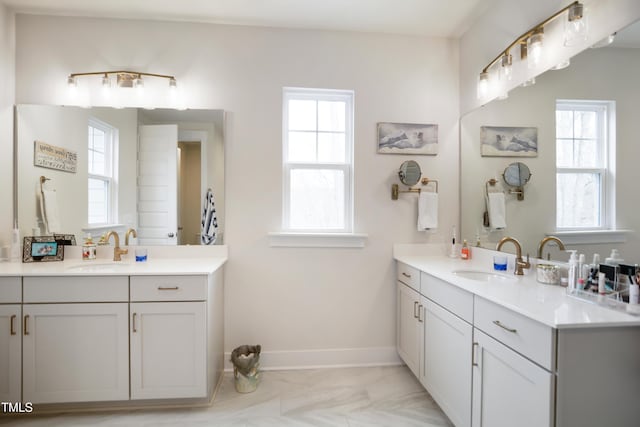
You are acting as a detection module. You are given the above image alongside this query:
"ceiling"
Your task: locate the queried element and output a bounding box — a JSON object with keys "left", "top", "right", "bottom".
{"left": 0, "top": 0, "right": 496, "bottom": 38}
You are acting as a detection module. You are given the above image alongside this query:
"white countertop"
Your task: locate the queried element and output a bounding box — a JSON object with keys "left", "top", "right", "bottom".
{"left": 0, "top": 245, "right": 227, "bottom": 276}
{"left": 394, "top": 244, "right": 640, "bottom": 329}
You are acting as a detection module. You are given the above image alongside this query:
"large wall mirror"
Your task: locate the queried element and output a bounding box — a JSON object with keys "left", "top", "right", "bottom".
{"left": 461, "top": 19, "right": 640, "bottom": 260}
{"left": 16, "top": 105, "right": 225, "bottom": 246}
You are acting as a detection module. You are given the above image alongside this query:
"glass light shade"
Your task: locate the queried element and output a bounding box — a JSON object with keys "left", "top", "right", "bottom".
{"left": 527, "top": 30, "right": 544, "bottom": 69}
{"left": 551, "top": 59, "right": 571, "bottom": 70}
{"left": 169, "top": 77, "right": 177, "bottom": 89}
{"left": 67, "top": 76, "right": 77, "bottom": 88}
{"left": 133, "top": 77, "right": 144, "bottom": 89}
{"left": 564, "top": 3, "right": 588, "bottom": 47}
{"left": 521, "top": 77, "right": 536, "bottom": 87}
{"left": 591, "top": 33, "right": 615, "bottom": 49}
{"left": 500, "top": 54, "right": 513, "bottom": 81}
{"left": 477, "top": 72, "right": 490, "bottom": 100}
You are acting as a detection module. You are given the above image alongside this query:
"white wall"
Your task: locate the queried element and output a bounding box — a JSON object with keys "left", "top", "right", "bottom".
{"left": 460, "top": 0, "right": 640, "bottom": 114}
{"left": 461, "top": 46, "right": 640, "bottom": 261}
{"left": 16, "top": 105, "right": 138, "bottom": 240}
{"left": 14, "top": 15, "right": 459, "bottom": 366}
{"left": 0, "top": 4, "right": 15, "bottom": 253}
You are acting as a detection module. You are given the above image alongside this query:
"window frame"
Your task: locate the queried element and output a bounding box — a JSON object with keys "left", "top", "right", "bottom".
{"left": 87, "top": 117, "right": 118, "bottom": 226}
{"left": 282, "top": 87, "right": 354, "bottom": 233}
{"left": 555, "top": 100, "right": 615, "bottom": 232}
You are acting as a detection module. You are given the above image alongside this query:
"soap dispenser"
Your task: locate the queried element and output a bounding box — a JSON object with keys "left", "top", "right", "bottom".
{"left": 567, "top": 250, "right": 578, "bottom": 291}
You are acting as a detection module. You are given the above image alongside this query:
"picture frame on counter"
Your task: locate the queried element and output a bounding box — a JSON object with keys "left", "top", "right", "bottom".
{"left": 23, "top": 236, "right": 65, "bottom": 263}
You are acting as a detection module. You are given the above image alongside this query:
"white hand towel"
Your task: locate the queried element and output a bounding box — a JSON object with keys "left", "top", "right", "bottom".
{"left": 417, "top": 191, "right": 438, "bottom": 231}
{"left": 42, "top": 189, "right": 61, "bottom": 234}
{"left": 487, "top": 192, "right": 507, "bottom": 230}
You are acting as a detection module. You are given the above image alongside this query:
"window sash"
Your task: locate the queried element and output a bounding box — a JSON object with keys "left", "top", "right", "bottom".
{"left": 282, "top": 88, "right": 354, "bottom": 232}
{"left": 556, "top": 169, "right": 605, "bottom": 230}
{"left": 88, "top": 118, "right": 117, "bottom": 225}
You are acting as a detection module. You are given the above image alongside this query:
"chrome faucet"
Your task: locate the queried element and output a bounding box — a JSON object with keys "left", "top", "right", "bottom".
{"left": 496, "top": 236, "right": 530, "bottom": 275}
{"left": 125, "top": 228, "right": 137, "bottom": 246}
{"left": 105, "top": 231, "right": 128, "bottom": 261}
{"left": 536, "top": 236, "right": 565, "bottom": 260}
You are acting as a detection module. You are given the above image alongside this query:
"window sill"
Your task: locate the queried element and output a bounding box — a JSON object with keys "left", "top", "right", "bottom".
{"left": 548, "top": 230, "right": 633, "bottom": 245}
{"left": 268, "top": 232, "right": 368, "bottom": 248}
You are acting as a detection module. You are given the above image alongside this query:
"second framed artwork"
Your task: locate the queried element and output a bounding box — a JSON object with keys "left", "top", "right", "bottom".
{"left": 377, "top": 122, "right": 438, "bottom": 155}
{"left": 480, "top": 126, "right": 538, "bottom": 157}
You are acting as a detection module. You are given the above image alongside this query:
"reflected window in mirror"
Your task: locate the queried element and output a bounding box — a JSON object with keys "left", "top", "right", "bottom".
{"left": 282, "top": 87, "right": 354, "bottom": 232}
{"left": 88, "top": 117, "right": 118, "bottom": 225}
{"left": 556, "top": 100, "right": 615, "bottom": 230}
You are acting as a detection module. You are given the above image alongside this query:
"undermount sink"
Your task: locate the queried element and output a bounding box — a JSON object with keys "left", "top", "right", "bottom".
{"left": 65, "top": 262, "right": 130, "bottom": 272}
{"left": 452, "top": 269, "right": 516, "bottom": 282}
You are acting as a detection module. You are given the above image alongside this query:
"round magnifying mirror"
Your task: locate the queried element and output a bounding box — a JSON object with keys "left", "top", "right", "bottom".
{"left": 503, "top": 162, "right": 531, "bottom": 187}
{"left": 398, "top": 160, "right": 422, "bottom": 186}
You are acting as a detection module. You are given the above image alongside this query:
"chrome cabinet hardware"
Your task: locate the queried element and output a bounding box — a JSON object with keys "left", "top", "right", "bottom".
{"left": 472, "top": 342, "right": 479, "bottom": 366}
{"left": 493, "top": 320, "right": 517, "bottom": 333}
{"left": 10, "top": 314, "right": 16, "bottom": 335}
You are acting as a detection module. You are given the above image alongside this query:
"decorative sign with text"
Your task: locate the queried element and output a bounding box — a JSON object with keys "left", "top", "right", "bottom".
{"left": 34, "top": 141, "right": 77, "bottom": 173}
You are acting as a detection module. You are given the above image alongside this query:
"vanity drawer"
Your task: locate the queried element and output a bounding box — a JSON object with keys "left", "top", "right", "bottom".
{"left": 130, "top": 275, "right": 207, "bottom": 301}
{"left": 474, "top": 297, "right": 554, "bottom": 370}
{"left": 23, "top": 276, "right": 129, "bottom": 303}
{"left": 422, "top": 272, "right": 473, "bottom": 323}
{"left": 397, "top": 262, "right": 420, "bottom": 292}
{"left": 0, "top": 277, "right": 21, "bottom": 303}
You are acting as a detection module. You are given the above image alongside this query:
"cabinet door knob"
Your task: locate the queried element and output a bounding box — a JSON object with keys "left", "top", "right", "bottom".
{"left": 10, "top": 314, "right": 16, "bottom": 336}
{"left": 23, "top": 315, "right": 30, "bottom": 336}
{"left": 493, "top": 320, "right": 517, "bottom": 333}
{"left": 132, "top": 313, "right": 137, "bottom": 333}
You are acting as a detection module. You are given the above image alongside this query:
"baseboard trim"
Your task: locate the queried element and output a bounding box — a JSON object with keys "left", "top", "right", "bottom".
{"left": 224, "top": 346, "right": 402, "bottom": 372}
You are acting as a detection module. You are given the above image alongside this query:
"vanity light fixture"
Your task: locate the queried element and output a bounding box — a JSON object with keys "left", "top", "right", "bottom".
{"left": 67, "top": 70, "right": 177, "bottom": 89}
{"left": 591, "top": 32, "right": 616, "bottom": 49}
{"left": 476, "top": 1, "right": 586, "bottom": 101}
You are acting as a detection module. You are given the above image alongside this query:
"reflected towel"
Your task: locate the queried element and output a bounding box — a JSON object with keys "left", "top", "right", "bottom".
{"left": 417, "top": 191, "right": 438, "bottom": 231}
{"left": 487, "top": 192, "right": 507, "bottom": 230}
{"left": 201, "top": 188, "right": 218, "bottom": 245}
{"left": 42, "top": 189, "right": 61, "bottom": 234}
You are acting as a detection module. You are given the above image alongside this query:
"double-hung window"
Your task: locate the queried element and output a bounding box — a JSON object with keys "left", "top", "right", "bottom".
{"left": 555, "top": 100, "right": 614, "bottom": 230}
{"left": 88, "top": 118, "right": 118, "bottom": 225}
{"left": 282, "top": 88, "right": 354, "bottom": 233}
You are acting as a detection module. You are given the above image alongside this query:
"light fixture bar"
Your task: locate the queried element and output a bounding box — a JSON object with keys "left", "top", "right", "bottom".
{"left": 480, "top": 1, "right": 583, "bottom": 74}
{"left": 67, "top": 70, "right": 177, "bottom": 89}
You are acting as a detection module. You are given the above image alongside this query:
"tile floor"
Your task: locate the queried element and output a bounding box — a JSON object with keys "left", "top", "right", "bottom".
{"left": 0, "top": 366, "right": 453, "bottom": 426}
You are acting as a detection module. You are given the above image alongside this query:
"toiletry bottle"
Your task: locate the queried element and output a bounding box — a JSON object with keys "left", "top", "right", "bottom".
{"left": 578, "top": 253, "right": 585, "bottom": 280}
{"left": 449, "top": 226, "right": 458, "bottom": 258}
{"left": 461, "top": 240, "right": 470, "bottom": 260}
{"left": 598, "top": 272, "right": 606, "bottom": 295}
{"left": 82, "top": 234, "right": 97, "bottom": 261}
{"left": 567, "top": 250, "right": 578, "bottom": 291}
{"left": 10, "top": 225, "right": 20, "bottom": 262}
{"left": 629, "top": 281, "right": 639, "bottom": 305}
{"left": 604, "top": 249, "right": 623, "bottom": 266}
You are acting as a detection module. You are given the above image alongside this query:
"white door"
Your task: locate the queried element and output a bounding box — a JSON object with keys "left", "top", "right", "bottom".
{"left": 22, "top": 303, "right": 129, "bottom": 404}
{"left": 130, "top": 302, "right": 207, "bottom": 399}
{"left": 0, "top": 305, "right": 21, "bottom": 402}
{"left": 138, "top": 124, "right": 178, "bottom": 245}
{"left": 472, "top": 329, "right": 554, "bottom": 427}
{"left": 423, "top": 299, "right": 472, "bottom": 427}
{"left": 397, "top": 282, "right": 422, "bottom": 378}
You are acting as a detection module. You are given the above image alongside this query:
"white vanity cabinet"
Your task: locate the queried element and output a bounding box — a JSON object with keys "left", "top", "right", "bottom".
{"left": 421, "top": 273, "right": 473, "bottom": 427}
{"left": 0, "top": 277, "right": 22, "bottom": 402}
{"left": 471, "top": 329, "right": 553, "bottom": 427}
{"left": 130, "top": 275, "right": 208, "bottom": 399}
{"left": 396, "top": 263, "right": 422, "bottom": 378}
{"left": 22, "top": 276, "right": 130, "bottom": 404}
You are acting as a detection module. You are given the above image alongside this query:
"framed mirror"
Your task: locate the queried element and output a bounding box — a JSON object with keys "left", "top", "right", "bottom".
{"left": 15, "top": 105, "right": 225, "bottom": 246}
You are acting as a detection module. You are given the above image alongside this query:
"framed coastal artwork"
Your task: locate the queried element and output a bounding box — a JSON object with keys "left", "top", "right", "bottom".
{"left": 480, "top": 126, "right": 538, "bottom": 157}
{"left": 377, "top": 122, "right": 438, "bottom": 155}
